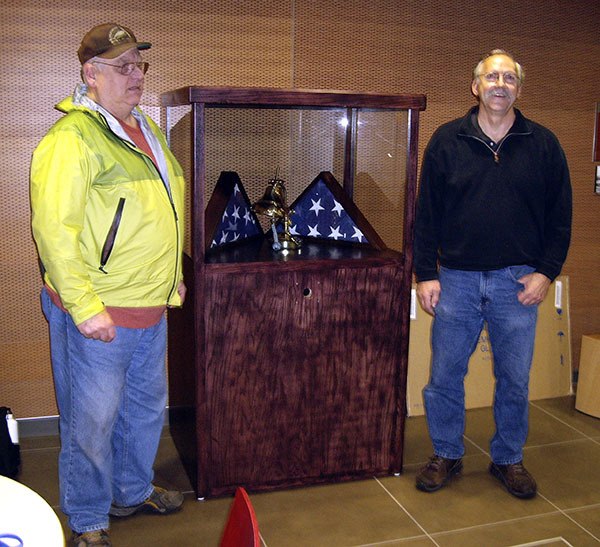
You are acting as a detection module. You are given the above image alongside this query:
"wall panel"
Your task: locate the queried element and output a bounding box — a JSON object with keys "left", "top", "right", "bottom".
{"left": 0, "top": 0, "right": 598, "bottom": 417}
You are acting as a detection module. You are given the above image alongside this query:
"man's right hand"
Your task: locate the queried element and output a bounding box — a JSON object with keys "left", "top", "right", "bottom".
{"left": 416, "top": 280, "right": 441, "bottom": 316}
{"left": 77, "top": 310, "right": 116, "bottom": 342}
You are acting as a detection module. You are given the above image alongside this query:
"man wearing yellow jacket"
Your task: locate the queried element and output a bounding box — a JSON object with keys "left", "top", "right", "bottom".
{"left": 30, "top": 23, "right": 186, "bottom": 547}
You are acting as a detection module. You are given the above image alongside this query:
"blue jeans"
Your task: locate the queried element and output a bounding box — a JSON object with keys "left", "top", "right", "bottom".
{"left": 41, "top": 289, "right": 167, "bottom": 533}
{"left": 422, "top": 266, "right": 538, "bottom": 465}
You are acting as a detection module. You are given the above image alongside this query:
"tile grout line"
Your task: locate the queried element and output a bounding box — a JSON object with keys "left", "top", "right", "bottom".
{"left": 509, "top": 538, "right": 574, "bottom": 547}
{"left": 462, "top": 402, "right": 600, "bottom": 544}
{"left": 529, "top": 401, "right": 600, "bottom": 445}
{"left": 398, "top": 400, "right": 600, "bottom": 545}
{"left": 534, "top": 491, "right": 600, "bottom": 544}
{"left": 424, "top": 509, "right": 564, "bottom": 538}
{"left": 524, "top": 437, "right": 600, "bottom": 451}
{"left": 372, "top": 476, "right": 442, "bottom": 547}
{"left": 517, "top": 401, "right": 600, "bottom": 543}
{"left": 463, "top": 433, "right": 490, "bottom": 456}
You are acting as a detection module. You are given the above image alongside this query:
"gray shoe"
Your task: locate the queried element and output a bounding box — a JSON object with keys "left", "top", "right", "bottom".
{"left": 109, "top": 486, "right": 184, "bottom": 517}
{"left": 416, "top": 455, "right": 463, "bottom": 492}
{"left": 71, "top": 529, "right": 111, "bottom": 547}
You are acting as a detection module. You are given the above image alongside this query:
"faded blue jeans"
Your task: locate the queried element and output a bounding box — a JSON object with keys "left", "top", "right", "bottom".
{"left": 41, "top": 289, "right": 167, "bottom": 533}
{"left": 423, "top": 266, "right": 538, "bottom": 465}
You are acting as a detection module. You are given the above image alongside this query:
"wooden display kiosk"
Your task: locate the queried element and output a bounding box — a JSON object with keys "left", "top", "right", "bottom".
{"left": 161, "top": 86, "right": 426, "bottom": 498}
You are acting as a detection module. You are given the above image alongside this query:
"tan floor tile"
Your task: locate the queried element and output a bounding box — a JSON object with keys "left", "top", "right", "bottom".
{"left": 565, "top": 505, "right": 600, "bottom": 540}
{"left": 524, "top": 405, "right": 590, "bottom": 445}
{"left": 249, "top": 479, "right": 424, "bottom": 547}
{"left": 462, "top": 404, "right": 587, "bottom": 457}
{"left": 109, "top": 494, "right": 232, "bottom": 547}
{"left": 14, "top": 399, "right": 600, "bottom": 546}
{"left": 525, "top": 440, "right": 600, "bottom": 509}
{"left": 382, "top": 453, "right": 555, "bottom": 534}
{"left": 360, "top": 538, "right": 438, "bottom": 546}
{"left": 403, "top": 413, "right": 485, "bottom": 469}
{"left": 533, "top": 396, "right": 600, "bottom": 438}
{"left": 431, "top": 512, "right": 600, "bottom": 546}
{"left": 403, "top": 415, "right": 434, "bottom": 466}
{"left": 17, "top": 444, "right": 60, "bottom": 507}
{"left": 153, "top": 434, "right": 195, "bottom": 495}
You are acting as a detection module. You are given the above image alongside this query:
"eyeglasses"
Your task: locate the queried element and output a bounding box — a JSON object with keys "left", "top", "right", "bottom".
{"left": 92, "top": 61, "right": 149, "bottom": 76}
{"left": 478, "top": 71, "right": 519, "bottom": 85}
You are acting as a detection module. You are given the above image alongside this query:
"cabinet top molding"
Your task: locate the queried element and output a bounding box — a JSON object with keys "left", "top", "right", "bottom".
{"left": 161, "top": 85, "right": 427, "bottom": 111}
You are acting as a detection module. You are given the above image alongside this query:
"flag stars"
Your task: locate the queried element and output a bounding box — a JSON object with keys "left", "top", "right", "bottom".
{"left": 332, "top": 200, "right": 344, "bottom": 216}
{"left": 310, "top": 198, "right": 325, "bottom": 216}
{"left": 307, "top": 224, "right": 321, "bottom": 237}
{"left": 328, "top": 226, "right": 344, "bottom": 240}
{"left": 231, "top": 205, "right": 241, "bottom": 221}
{"left": 351, "top": 227, "right": 364, "bottom": 242}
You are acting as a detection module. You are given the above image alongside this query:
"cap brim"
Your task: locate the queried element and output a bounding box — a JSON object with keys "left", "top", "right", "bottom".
{"left": 98, "top": 41, "right": 152, "bottom": 59}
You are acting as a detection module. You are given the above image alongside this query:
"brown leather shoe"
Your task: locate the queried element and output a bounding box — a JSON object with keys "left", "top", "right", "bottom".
{"left": 71, "top": 529, "right": 112, "bottom": 546}
{"left": 489, "top": 461, "right": 537, "bottom": 499}
{"left": 416, "top": 455, "right": 463, "bottom": 492}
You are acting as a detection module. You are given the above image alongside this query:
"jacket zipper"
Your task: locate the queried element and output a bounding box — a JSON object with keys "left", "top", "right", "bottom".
{"left": 97, "top": 112, "right": 181, "bottom": 301}
{"left": 462, "top": 129, "right": 530, "bottom": 164}
{"left": 124, "top": 141, "right": 181, "bottom": 302}
{"left": 99, "top": 198, "right": 126, "bottom": 274}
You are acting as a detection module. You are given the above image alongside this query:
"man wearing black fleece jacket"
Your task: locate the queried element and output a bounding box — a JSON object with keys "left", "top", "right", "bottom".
{"left": 413, "top": 49, "right": 572, "bottom": 499}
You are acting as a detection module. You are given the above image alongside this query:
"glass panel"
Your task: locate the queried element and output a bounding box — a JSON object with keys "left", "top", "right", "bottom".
{"left": 205, "top": 107, "right": 347, "bottom": 209}
{"left": 165, "top": 105, "right": 193, "bottom": 255}
{"left": 167, "top": 102, "right": 411, "bottom": 255}
{"left": 354, "top": 110, "right": 408, "bottom": 251}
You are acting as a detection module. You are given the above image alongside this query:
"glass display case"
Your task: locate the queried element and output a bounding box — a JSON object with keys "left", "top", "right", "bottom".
{"left": 161, "top": 86, "right": 426, "bottom": 498}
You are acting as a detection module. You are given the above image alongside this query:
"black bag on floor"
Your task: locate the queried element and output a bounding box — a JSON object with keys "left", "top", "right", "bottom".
{"left": 0, "top": 406, "right": 20, "bottom": 478}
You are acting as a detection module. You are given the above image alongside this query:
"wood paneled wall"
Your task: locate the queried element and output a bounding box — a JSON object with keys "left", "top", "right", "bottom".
{"left": 1, "top": 0, "right": 598, "bottom": 418}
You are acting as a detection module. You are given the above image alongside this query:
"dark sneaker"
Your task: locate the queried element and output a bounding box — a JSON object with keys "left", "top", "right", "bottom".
{"left": 71, "top": 529, "right": 111, "bottom": 546}
{"left": 416, "top": 455, "right": 463, "bottom": 492}
{"left": 109, "top": 486, "right": 184, "bottom": 517}
{"left": 489, "top": 461, "right": 537, "bottom": 499}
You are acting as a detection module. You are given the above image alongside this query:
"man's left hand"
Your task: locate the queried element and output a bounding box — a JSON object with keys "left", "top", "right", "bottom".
{"left": 517, "top": 272, "right": 551, "bottom": 306}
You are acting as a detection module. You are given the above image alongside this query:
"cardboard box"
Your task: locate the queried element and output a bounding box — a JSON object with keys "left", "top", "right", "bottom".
{"left": 575, "top": 334, "right": 600, "bottom": 418}
{"left": 406, "top": 276, "right": 572, "bottom": 416}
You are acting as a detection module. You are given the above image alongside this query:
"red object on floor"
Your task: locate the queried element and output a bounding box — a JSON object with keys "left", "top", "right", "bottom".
{"left": 219, "top": 487, "right": 260, "bottom": 547}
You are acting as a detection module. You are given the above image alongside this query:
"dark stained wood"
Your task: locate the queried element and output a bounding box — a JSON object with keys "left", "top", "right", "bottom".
{"left": 166, "top": 255, "right": 198, "bottom": 490}
{"left": 392, "top": 108, "right": 422, "bottom": 470}
{"left": 203, "top": 263, "right": 404, "bottom": 494}
{"left": 343, "top": 108, "right": 358, "bottom": 196}
{"left": 162, "top": 86, "right": 427, "bottom": 111}
{"left": 191, "top": 102, "right": 211, "bottom": 496}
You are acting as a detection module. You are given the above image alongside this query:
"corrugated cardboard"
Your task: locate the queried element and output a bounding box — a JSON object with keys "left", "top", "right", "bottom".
{"left": 575, "top": 334, "right": 600, "bottom": 418}
{"left": 406, "top": 276, "right": 572, "bottom": 416}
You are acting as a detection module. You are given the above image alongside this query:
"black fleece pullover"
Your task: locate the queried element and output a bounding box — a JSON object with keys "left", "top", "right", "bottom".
{"left": 414, "top": 106, "right": 572, "bottom": 282}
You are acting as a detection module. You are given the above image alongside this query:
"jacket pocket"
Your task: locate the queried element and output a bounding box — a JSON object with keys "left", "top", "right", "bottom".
{"left": 99, "top": 198, "right": 126, "bottom": 274}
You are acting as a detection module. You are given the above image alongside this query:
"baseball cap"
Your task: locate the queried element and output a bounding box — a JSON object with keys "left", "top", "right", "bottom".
{"left": 78, "top": 23, "right": 151, "bottom": 64}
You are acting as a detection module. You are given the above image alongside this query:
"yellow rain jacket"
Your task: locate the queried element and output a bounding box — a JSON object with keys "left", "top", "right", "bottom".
{"left": 30, "top": 90, "right": 185, "bottom": 325}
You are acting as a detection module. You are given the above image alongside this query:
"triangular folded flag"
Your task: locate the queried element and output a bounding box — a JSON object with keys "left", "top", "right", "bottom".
{"left": 287, "top": 171, "right": 386, "bottom": 250}
{"left": 206, "top": 172, "right": 264, "bottom": 249}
